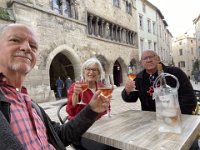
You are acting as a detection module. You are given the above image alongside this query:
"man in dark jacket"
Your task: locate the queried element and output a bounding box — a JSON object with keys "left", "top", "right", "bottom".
{"left": 121, "top": 50, "right": 198, "bottom": 150}
{"left": 0, "top": 23, "right": 110, "bottom": 149}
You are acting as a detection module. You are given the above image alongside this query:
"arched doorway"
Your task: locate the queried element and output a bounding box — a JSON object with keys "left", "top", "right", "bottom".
{"left": 113, "top": 60, "right": 122, "bottom": 86}
{"left": 49, "top": 53, "right": 74, "bottom": 99}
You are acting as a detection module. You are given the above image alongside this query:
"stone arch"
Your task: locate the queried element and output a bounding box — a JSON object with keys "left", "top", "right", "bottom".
{"left": 46, "top": 44, "right": 81, "bottom": 98}
{"left": 95, "top": 54, "right": 110, "bottom": 74}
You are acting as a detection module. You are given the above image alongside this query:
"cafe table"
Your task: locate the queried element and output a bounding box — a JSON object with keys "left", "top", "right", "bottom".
{"left": 83, "top": 110, "right": 200, "bottom": 150}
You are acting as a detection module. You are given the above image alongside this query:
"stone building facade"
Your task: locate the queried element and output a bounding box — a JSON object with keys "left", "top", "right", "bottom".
{"left": 136, "top": 0, "right": 173, "bottom": 65}
{"left": 0, "top": 0, "right": 138, "bottom": 102}
{"left": 193, "top": 14, "right": 200, "bottom": 58}
{"left": 172, "top": 34, "right": 197, "bottom": 76}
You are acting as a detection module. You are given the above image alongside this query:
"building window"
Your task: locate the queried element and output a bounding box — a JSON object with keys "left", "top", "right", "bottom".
{"left": 52, "top": 0, "right": 61, "bottom": 14}
{"left": 148, "top": 40, "right": 152, "bottom": 49}
{"left": 154, "top": 42, "right": 157, "bottom": 51}
{"left": 63, "top": 0, "right": 71, "bottom": 17}
{"left": 159, "top": 25, "right": 161, "bottom": 37}
{"left": 142, "top": 3, "right": 146, "bottom": 13}
{"left": 139, "top": 15, "right": 143, "bottom": 30}
{"left": 152, "top": 22, "right": 156, "bottom": 35}
{"left": 140, "top": 38, "right": 144, "bottom": 51}
{"left": 179, "top": 61, "right": 185, "bottom": 68}
{"left": 113, "top": 0, "right": 120, "bottom": 7}
{"left": 179, "top": 41, "right": 182, "bottom": 45}
{"left": 126, "top": 1, "right": 132, "bottom": 15}
{"left": 191, "top": 48, "right": 193, "bottom": 55}
{"left": 179, "top": 49, "right": 183, "bottom": 55}
{"left": 147, "top": 19, "right": 151, "bottom": 33}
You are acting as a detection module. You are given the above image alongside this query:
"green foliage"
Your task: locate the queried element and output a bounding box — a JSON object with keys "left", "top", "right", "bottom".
{"left": 0, "top": 7, "right": 10, "bottom": 20}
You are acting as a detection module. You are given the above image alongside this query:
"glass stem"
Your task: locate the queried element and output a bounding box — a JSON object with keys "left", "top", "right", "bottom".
{"left": 108, "top": 99, "right": 111, "bottom": 118}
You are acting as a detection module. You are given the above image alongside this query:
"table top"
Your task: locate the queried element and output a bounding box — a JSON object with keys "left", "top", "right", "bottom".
{"left": 83, "top": 110, "right": 200, "bottom": 150}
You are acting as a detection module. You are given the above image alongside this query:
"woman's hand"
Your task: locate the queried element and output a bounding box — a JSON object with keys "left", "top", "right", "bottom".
{"left": 72, "top": 81, "right": 82, "bottom": 106}
{"left": 73, "top": 81, "right": 82, "bottom": 95}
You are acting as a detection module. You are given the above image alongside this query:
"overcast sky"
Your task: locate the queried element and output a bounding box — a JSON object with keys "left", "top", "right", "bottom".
{"left": 148, "top": 0, "right": 200, "bottom": 37}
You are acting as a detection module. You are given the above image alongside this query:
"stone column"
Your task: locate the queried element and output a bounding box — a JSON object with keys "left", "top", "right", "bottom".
{"left": 88, "top": 14, "right": 93, "bottom": 35}
{"left": 60, "top": 0, "right": 65, "bottom": 15}
{"left": 114, "top": 25, "right": 118, "bottom": 41}
{"left": 100, "top": 19, "right": 105, "bottom": 37}
{"left": 74, "top": 0, "right": 79, "bottom": 19}
{"left": 119, "top": 27, "right": 122, "bottom": 42}
{"left": 105, "top": 22, "right": 110, "bottom": 39}
{"left": 95, "top": 17, "right": 99, "bottom": 36}
{"left": 110, "top": 24, "right": 114, "bottom": 40}
{"left": 126, "top": 30, "right": 129, "bottom": 44}
{"left": 130, "top": 32, "right": 133, "bottom": 45}
{"left": 129, "top": 31, "right": 131, "bottom": 44}
{"left": 70, "top": 0, "right": 78, "bottom": 19}
{"left": 123, "top": 29, "right": 126, "bottom": 43}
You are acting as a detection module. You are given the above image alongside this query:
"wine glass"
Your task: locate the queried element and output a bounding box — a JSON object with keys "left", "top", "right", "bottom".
{"left": 98, "top": 75, "right": 114, "bottom": 118}
{"left": 127, "top": 66, "right": 138, "bottom": 91}
{"left": 77, "top": 78, "right": 89, "bottom": 105}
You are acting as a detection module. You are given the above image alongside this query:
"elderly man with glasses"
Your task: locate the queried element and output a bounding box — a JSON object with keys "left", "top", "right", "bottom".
{"left": 121, "top": 50, "right": 198, "bottom": 150}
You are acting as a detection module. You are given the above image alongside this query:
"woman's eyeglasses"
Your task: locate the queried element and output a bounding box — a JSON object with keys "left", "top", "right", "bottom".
{"left": 85, "top": 68, "right": 99, "bottom": 72}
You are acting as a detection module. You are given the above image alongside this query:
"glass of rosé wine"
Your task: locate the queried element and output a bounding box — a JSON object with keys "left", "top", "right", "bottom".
{"left": 77, "top": 78, "right": 89, "bottom": 105}
{"left": 98, "top": 75, "right": 114, "bottom": 118}
{"left": 127, "top": 66, "right": 138, "bottom": 91}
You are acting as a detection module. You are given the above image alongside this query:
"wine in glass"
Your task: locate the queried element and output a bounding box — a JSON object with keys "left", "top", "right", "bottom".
{"left": 98, "top": 75, "right": 114, "bottom": 118}
{"left": 127, "top": 66, "right": 138, "bottom": 91}
{"left": 77, "top": 79, "right": 89, "bottom": 105}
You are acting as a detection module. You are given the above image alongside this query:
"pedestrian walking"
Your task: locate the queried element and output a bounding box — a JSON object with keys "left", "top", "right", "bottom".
{"left": 65, "top": 76, "right": 73, "bottom": 95}
{"left": 55, "top": 76, "right": 64, "bottom": 99}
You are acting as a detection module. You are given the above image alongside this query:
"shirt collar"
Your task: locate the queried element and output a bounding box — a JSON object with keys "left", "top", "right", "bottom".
{"left": 0, "top": 73, "right": 28, "bottom": 94}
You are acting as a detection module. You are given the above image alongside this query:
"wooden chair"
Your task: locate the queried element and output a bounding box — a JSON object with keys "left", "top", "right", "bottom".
{"left": 57, "top": 101, "right": 68, "bottom": 124}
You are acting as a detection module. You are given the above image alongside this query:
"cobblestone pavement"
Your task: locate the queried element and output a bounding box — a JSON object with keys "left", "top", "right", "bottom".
{"left": 39, "top": 80, "right": 200, "bottom": 149}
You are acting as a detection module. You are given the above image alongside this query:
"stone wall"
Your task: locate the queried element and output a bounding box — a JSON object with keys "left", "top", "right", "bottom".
{"left": 2, "top": 0, "right": 139, "bottom": 102}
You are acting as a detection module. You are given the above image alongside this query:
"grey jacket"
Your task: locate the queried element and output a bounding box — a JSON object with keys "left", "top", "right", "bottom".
{"left": 0, "top": 90, "right": 98, "bottom": 150}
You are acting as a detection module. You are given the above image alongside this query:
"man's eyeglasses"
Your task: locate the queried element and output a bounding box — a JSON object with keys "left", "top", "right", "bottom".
{"left": 85, "top": 68, "right": 99, "bottom": 72}
{"left": 142, "top": 55, "right": 155, "bottom": 61}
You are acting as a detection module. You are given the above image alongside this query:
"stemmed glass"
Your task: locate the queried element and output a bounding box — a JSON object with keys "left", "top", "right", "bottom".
{"left": 98, "top": 75, "right": 114, "bottom": 118}
{"left": 127, "top": 66, "right": 138, "bottom": 91}
{"left": 77, "top": 78, "right": 89, "bottom": 105}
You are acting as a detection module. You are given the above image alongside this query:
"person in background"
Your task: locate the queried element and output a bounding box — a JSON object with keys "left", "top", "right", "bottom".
{"left": 121, "top": 50, "right": 198, "bottom": 150}
{"left": 193, "top": 68, "right": 200, "bottom": 84}
{"left": 66, "top": 57, "right": 116, "bottom": 150}
{"left": 0, "top": 23, "right": 110, "bottom": 149}
{"left": 55, "top": 76, "right": 64, "bottom": 99}
{"left": 65, "top": 76, "right": 73, "bottom": 95}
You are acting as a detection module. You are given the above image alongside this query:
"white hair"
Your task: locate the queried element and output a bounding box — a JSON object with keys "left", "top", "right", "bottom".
{"left": 81, "top": 57, "right": 105, "bottom": 81}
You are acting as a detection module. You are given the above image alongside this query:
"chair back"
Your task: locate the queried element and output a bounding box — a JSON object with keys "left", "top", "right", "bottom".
{"left": 194, "top": 90, "right": 200, "bottom": 103}
{"left": 57, "top": 101, "right": 68, "bottom": 124}
{"left": 192, "top": 90, "right": 200, "bottom": 115}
